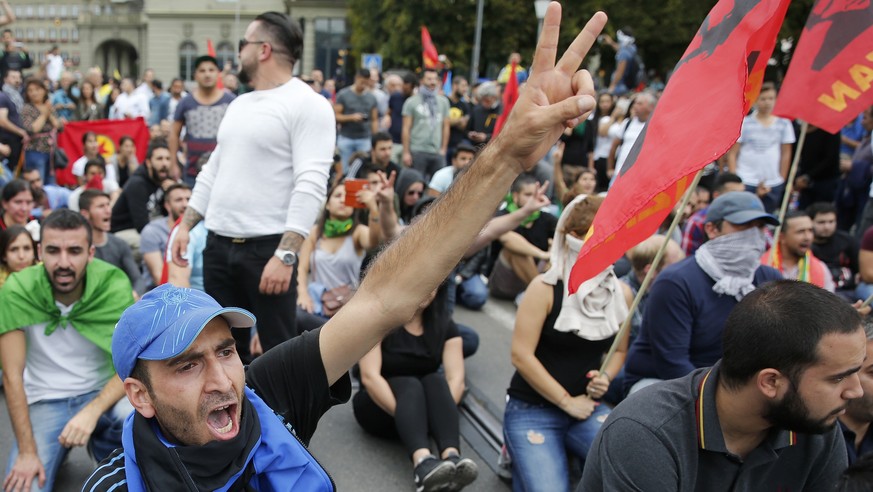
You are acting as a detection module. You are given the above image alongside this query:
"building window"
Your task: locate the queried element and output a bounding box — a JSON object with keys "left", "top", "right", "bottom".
{"left": 71, "top": 6, "right": 79, "bottom": 18}
{"left": 37, "top": 6, "right": 45, "bottom": 19}
{"left": 13, "top": 28, "right": 22, "bottom": 40}
{"left": 13, "top": 6, "right": 23, "bottom": 19}
{"left": 25, "top": 6, "right": 33, "bottom": 18}
{"left": 48, "top": 5, "right": 56, "bottom": 17}
{"left": 179, "top": 41, "right": 198, "bottom": 80}
{"left": 38, "top": 28, "right": 46, "bottom": 42}
{"left": 314, "top": 18, "right": 347, "bottom": 80}
{"left": 59, "top": 5, "right": 67, "bottom": 18}
{"left": 92, "top": 4, "right": 101, "bottom": 16}
{"left": 72, "top": 28, "right": 79, "bottom": 43}
{"left": 216, "top": 41, "right": 234, "bottom": 70}
{"left": 49, "top": 29, "right": 57, "bottom": 42}
{"left": 60, "top": 28, "right": 68, "bottom": 42}
{"left": 25, "top": 28, "right": 34, "bottom": 42}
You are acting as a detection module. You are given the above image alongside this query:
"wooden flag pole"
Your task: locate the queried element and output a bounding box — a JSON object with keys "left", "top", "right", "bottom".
{"left": 597, "top": 169, "right": 705, "bottom": 377}
{"left": 768, "top": 121, "right": 809, "bottom": 264}
{"left": 862, "top": 290, "right": 873, "bottom": 309}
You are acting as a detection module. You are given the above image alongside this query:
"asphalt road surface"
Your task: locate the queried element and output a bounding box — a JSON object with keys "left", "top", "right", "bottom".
{"left": 0, "top": 299, "right": 519, "bottom": 491}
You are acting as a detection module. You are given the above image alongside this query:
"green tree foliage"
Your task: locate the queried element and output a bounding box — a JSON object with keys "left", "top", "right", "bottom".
{"left": 347, "top": 0, "right": 817, "bottom": 80}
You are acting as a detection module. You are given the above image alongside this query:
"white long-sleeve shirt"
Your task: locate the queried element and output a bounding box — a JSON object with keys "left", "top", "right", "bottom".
{"left": 188, "top": 78, "right": 335, "bottom": 238}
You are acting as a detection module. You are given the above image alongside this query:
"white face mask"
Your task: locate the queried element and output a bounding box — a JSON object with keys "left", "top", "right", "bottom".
{"left": 696, "top": 226, "right": 769, "bottom": 301}
{"left": 616, "top": 30, "right": 635, "bottom": 47}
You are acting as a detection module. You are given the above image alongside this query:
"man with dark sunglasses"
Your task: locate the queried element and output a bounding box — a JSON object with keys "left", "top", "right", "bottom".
{"left": 170, "top": 12, "right": 336, "bottom": 363}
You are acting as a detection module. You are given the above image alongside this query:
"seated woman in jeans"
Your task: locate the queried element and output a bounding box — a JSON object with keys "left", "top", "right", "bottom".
{"left": 503, "top": 193, "right": 632, "bottom": 492}
{"left": 353, "top": 282, "right": 478, "bottom": 492}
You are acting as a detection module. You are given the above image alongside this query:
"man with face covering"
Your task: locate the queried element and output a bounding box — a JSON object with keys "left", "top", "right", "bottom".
{"left": 623, "top": 191, "right": 783, "bottom": 394}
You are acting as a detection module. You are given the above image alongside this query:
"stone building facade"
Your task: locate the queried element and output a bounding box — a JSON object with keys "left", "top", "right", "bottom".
{"left": 9, "top": 0, "right": 348, "bottom": 81}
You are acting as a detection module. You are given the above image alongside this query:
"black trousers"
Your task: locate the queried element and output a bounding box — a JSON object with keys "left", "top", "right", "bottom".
{"left": 353, "top": 372, "right": 460, "bottom": 457}
{"left": 203, "top": 232, "right": 297, "bottom": 360}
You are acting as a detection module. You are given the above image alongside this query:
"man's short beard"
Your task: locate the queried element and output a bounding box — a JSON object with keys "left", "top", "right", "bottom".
{"left": 764, "top": 380, "right": 841, "bottom": 435}
{"left": 238, "top": 62, "right": 255, "bottom": 86}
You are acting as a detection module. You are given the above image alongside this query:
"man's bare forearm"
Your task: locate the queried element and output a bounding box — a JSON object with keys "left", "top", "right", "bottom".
{"left": 181, "top": 207, "right": 204, "bottom": 229}
{"left": 465, "top": 207, "right": 535, "bottom": 257}
{"left": 278, "top": 231, "right": 305, "bottom": 253}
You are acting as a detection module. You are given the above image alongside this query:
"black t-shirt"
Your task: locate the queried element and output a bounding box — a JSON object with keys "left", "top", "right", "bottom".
{"left": 513, "top": 211, "right": 558, "bottom": 252}
{"left": 245, "top": 328, "right": 352, "bottom": 445}
{"left": 0, "top": 50, "right": 32, "bottom": 78}
{"left": 388, "top": 93, "right": 407, "bottom": 143}
{"left": 0, "top": 92, "right": 20, "bottom": 140}
{"left": 508, "top": 281, "right": 614, "bottom": 406}
{"left": 379, "top": 321, "right": 460, "bottom": 379}
{"left": 448, "top": 97, "right": 472, "bottom": 148}
{"left": 467, "top": 103, "right": 502, "bottom": 143}
{"left": 812, "top": 230, "right": 859, "bottom": 283}
{"left": 349, "top": 156, "right": 403, "bottom": 187}
{"left": 111, "top": 165, "right": 161, "bottom": 233}
{"left": 488, "top": 209, "right": 557, "bottom": 276}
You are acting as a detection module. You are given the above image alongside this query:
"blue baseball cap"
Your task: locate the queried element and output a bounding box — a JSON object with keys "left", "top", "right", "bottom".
{"left": 705, "top": 191, "right": 779, "bottom": 226}
{"left": 112, "top": 284, "right": 255, "bottom": 380}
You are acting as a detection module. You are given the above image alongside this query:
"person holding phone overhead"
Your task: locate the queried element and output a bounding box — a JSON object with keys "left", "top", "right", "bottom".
{"left": 296, "top": 180, "right": 384, "bottom": 318}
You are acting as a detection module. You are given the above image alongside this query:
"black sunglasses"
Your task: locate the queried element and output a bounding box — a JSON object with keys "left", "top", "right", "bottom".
{"left": 239, "top": 39, "right": 267, "bottom": 53}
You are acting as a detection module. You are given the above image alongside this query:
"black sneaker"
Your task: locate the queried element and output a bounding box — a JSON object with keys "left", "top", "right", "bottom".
{"left": 445, "top": 454, "right": 479, "bottom": 491}
{"left": 414, "top": 455, "right": 455, "bottom": 492}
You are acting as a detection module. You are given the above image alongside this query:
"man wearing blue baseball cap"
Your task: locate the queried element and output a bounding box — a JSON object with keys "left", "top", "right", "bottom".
{"left": 623, "top": 191, "right": 784, "bottom": 395}
{"left": 83, "top": 4, "right": 612, "bottom": 491}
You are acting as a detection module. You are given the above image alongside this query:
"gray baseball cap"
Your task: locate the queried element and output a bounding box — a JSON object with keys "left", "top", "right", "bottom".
{"left": 705, "top": 191, "right": 779, "bottom": 225}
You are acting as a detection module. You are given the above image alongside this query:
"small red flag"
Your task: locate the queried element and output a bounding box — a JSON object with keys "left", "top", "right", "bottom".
{"left": 207, "top": 38, "right": 225, "bottom": 90}
{"left": 55, "top": 118, "right": 150, "bottom": 187}
{"left": 493, "top": 62, "right": 519, "bottom": 138}
{"left": 421, "top": 26, "right": 440, "bottom": 69}
{"left": 568, "top": 0, "right": 791, "bottom": 292}
{"left": 774, "top": 0, "right": 873, "bottom": 133}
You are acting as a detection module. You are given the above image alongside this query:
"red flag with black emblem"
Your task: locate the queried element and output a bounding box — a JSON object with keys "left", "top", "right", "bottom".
{"left": 493, "top": 61, "right": 519, "bottom": 138}
{"left": 774, "top": 0, "right": 873, "bottom": 133}
{"left": 55, "top": 118, "right": 150, "bottom": 187}
{"left": 568, "top": 0, "right": 791, "bottom": 292}
{"left": 421, "top": 26, "right": 440, "bottom": 69}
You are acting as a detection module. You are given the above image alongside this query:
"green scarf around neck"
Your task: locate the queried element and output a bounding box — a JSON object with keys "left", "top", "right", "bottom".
{"left": 506, "top": 198, "right": 541, "bottom": 227}
{"left": 0, "top": 259, "right": 134, "bottom": 356}
{"left": 324, "top": 218, "right": 353, "bottom": 238}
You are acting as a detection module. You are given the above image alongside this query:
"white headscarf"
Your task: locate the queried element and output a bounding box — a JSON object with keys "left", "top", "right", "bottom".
{"left": 541, "top": 194, "right": 628, "bottom": 341}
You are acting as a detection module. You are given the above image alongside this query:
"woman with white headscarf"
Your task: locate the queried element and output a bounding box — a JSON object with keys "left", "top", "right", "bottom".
{"left": 502, "top": 193, "right": 632, "bottom": 492}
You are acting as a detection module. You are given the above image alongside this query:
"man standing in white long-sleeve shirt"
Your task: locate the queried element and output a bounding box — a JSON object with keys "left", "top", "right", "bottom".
{"left": 170, "top": 11, "right": 335, "bottom": 361}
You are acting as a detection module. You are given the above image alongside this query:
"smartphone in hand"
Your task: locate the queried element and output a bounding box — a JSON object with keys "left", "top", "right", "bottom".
{"left": 344, "top": 179, "right": 369, "bottom": 208}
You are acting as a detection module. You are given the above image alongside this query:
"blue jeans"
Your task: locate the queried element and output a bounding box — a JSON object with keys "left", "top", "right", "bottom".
{"left": 336, "top": 135, "right": 371, "bottom": 173}
{"left": 503, "top": 396, "right": 610, "bottom": 492}
{"left": 6, "top": 390, "right": 131, "bottom": 491}
{"left": 457, "top": 275, "right": 488, "bottom": 310}
{"left": 24, "top": 150, "right": 53, "bottom": 185}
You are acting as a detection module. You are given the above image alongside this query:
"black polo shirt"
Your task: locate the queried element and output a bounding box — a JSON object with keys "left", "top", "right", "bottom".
{"left": 579, "top": 362, "right": 848, "bottom": 491}
{"left": 839, "top": 419, "right": 873, "bottom": 465}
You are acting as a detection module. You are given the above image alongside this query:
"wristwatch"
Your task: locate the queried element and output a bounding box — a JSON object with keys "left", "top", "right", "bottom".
{"left": 274, "top": 249, "right": 298, "bottom": 266}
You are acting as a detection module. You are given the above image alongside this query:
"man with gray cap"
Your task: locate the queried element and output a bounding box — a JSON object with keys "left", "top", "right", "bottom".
{"left": 623, "top": 191, "right": 783, "bottom": 394}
